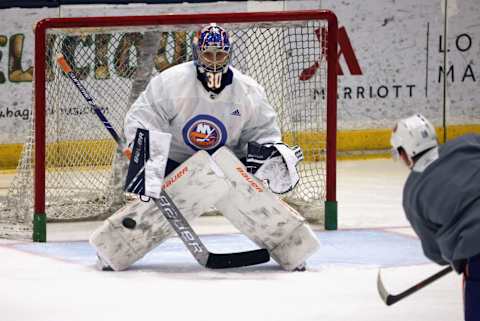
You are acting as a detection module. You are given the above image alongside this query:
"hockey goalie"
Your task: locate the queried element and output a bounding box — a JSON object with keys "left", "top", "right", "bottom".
{"left": 90, "top": 23, "right": 320, "bottom": 271}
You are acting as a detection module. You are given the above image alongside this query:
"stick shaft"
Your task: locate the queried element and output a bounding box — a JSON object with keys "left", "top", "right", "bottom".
{"left": 378, "top": 266, "right": 453, "bottom": 305}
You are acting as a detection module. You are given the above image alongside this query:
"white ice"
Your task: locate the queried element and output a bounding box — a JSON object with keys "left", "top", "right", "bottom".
{"left": 0, "top": 159, "right": 463, "bottom": 321}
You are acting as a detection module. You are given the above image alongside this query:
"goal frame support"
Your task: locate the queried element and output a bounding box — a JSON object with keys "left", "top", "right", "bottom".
{"left": 33, "top": 10, "right": 338, "bottom": 241}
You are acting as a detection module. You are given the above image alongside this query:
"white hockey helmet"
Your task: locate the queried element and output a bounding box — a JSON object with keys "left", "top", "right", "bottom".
{"left": 390, "top": 113, "right": 438, "bottom": 162}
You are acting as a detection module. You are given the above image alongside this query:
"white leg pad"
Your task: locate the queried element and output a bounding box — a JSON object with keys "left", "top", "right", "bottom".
{"left": 212, "top": 147, "right": 320, "bottom": 271}
{"left": 268, "top": 224, "right": 319, "bottom": 271}
{"left": 90, "top": 150, "right": 230, "bottom": 271}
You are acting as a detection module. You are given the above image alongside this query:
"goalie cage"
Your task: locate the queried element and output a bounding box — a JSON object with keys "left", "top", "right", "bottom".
{"left": 0, "top": 10, "right": 338, "bottom": 241}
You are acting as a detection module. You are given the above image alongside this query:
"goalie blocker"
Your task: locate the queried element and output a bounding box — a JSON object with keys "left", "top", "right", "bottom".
{"left": 91, "top": 146, "right": 319, "bottom": 271}
{"left": 124, "top": 127, "right": 171, "bottom": 198}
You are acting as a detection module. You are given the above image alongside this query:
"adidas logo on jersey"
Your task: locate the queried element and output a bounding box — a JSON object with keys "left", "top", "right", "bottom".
{"left": 231, "top": 109, "right": 241, "bottom": 116}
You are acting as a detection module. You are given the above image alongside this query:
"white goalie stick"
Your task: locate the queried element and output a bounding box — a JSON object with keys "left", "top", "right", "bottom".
{"left": 56, "top": 54, "right": 270, "bottom": 269}
{"left": 377, "top": 266, "right": 453, "bottom": 306}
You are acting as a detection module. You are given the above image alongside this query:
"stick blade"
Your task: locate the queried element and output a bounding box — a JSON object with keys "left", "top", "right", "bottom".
{"left": 377, "top": 266, "right": 453, "bottom": 306}
{"left": 377, "top": 269, "right": 395, "bottom": 306}
{"left": 206, "top": 249, "right": 270, "bottom": 269}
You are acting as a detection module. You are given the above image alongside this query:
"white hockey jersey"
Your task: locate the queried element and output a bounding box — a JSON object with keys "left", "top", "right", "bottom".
{"left": 124, "top": 61, "right": 281, "bottom": 163}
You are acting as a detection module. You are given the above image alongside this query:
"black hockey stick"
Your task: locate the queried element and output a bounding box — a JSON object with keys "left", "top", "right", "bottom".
{"left": 56, "top": 54, "right": 269, "bottom": 269}
{"left": 377, "top": 266, "right": 453, "bottom": 305}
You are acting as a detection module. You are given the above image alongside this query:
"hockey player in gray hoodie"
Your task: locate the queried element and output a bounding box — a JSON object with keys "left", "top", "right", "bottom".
{"left": 390, "top": 113, "right": 480, "bottom": 321}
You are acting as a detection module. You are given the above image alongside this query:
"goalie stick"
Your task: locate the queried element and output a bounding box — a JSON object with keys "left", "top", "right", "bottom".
{"left": 56, "top": 54, "right": 269, "bottom": 269}
{"left": 377, "top": 266, "right": 453, "bottom": 306}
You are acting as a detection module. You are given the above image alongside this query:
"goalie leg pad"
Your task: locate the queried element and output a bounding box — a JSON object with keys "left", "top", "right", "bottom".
{"left": 90, "top": 199, "right": 167, "bottom": 271}
{"left": 212, "top": 147, "right": 319, "bottom": 271}
{"left": 90, "top": 150, "right": 230, "bottom": 271}
{"left": 268, "top": 223, "right": 319, "bottom": 271}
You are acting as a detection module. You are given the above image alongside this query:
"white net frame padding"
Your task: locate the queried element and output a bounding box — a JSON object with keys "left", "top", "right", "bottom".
{"left": 0, "top": 11, "right": 338, "bottom": 240}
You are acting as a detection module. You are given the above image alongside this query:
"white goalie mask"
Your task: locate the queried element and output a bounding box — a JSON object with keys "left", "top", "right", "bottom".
{"left": 390, "top": 113, "right": 438, "bottom": 162}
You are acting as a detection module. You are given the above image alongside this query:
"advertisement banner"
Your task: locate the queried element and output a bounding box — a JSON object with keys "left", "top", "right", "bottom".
{"left": 0, "top": 7, "right": 58, "bottom": 143}
{"left": 443, "top": 0, "right": 480, "bottom": 126}
{"left": 323, "top": 0, "right": 446, "bottom": 129}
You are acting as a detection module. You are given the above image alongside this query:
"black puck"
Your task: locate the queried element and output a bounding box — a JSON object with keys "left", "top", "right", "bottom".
{"left": 122, "top": 217, "right": 136, "bottom": 229}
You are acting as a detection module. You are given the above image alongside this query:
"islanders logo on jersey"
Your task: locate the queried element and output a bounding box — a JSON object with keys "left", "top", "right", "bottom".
{"left": 182, "top": 114, "right": 227, "bottom": 153}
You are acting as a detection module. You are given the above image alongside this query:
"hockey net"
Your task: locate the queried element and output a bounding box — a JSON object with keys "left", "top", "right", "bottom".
{"left": 0, "top": 10, "right": 337, "bottom": 240}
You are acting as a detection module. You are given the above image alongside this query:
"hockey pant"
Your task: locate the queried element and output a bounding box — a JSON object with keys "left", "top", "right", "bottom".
{"left": 464, "top": 254, "right": 480, "bottom": 321}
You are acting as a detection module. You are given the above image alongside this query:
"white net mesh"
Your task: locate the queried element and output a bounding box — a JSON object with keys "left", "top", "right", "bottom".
{"left": 0, "top": 18, "right": 332, "bottom": 239}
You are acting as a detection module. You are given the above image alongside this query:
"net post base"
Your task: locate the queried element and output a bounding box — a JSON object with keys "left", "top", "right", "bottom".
{"left": 324, "top": 200, "right": 337, "bottom": 230}
{"left": 33, "top": 213, "right": 46, "bottom": 242}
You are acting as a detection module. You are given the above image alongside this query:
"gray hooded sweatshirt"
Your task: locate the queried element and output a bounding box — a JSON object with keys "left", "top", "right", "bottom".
{"left": 403, "top": 134, "right": 480, "bottom": 271}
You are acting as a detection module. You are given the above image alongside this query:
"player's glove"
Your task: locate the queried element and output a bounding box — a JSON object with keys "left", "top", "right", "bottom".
{"left": 246, "top": 142, "right": 303, "bottom": 194}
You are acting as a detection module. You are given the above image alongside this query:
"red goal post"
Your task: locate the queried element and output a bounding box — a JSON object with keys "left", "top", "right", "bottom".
{"left": 26, "top": 10, "right": 338, "bottom": 241}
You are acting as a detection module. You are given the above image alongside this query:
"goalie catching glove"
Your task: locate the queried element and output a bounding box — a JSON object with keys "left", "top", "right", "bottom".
{"left": 246, "top": 142, "right": 303, "bottom": 194}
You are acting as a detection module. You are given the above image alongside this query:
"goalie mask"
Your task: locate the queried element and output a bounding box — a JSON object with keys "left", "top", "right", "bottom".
{"left": 390, "top": 113, "right": 438, "bottom": 164}
{"left": 193, "top": 23, "right": 231, "bottom": 74}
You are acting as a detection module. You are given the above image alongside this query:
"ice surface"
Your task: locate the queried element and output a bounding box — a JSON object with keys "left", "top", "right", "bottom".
{"left": 0, "top": 159, "right": 463, "bottom": 321}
